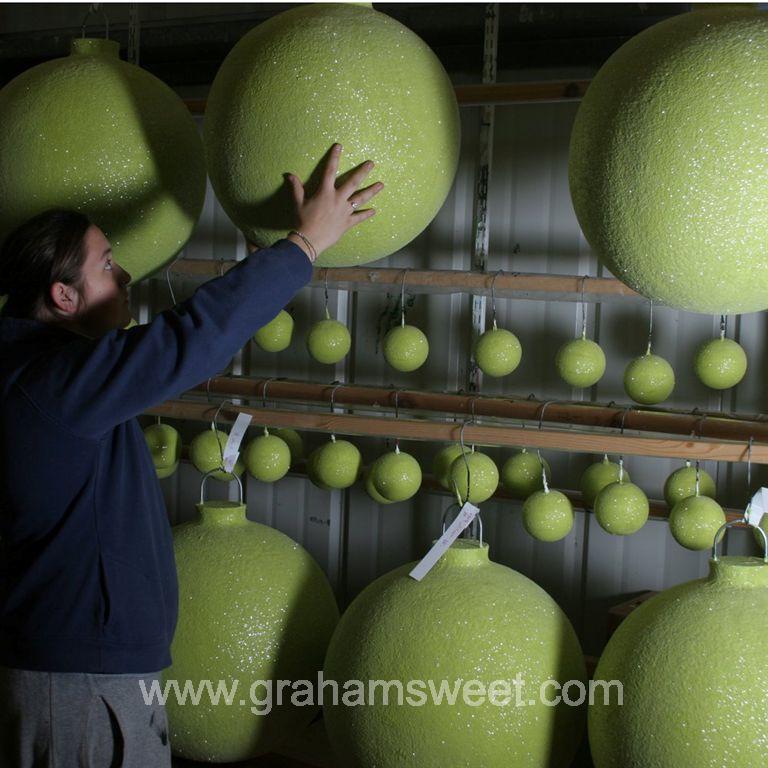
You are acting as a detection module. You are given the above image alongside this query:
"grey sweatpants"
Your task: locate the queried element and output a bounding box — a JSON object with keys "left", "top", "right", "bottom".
{"left": 0, "top": 666, "right": 172, "bottom": 768}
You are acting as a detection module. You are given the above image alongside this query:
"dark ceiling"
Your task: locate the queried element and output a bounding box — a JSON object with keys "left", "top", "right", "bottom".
{"left": 0, "top": 3, "right": 692, "bottom": 88}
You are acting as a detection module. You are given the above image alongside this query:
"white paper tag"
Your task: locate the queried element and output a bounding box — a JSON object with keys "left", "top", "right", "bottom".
{"left": 222, "top": 413, "right": 252, "bottom": 473}
{"left": 745, "top": 487, "right": 768, "bottom": 528}
{"left": 408, "top": 502, "right": 480, "bottom": 582}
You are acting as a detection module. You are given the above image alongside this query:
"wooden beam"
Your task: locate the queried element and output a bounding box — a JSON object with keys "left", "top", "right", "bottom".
{"left": 195, "top": 377, "right": 768, "bottom": 446}
{"left": 181, "top": 81, "right": 592, "bottom": 116}
{"left": 145, "top": 400, "right": 768, "bottom": 464}
{"left": 162, "top": 262, "right": 641, "bottom": 304}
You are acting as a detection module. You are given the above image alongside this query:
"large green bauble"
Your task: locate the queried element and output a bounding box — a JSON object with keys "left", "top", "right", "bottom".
{"left": 569, "top": 8, "right": 768, "bottom": 314}
{"left": 166, "top": 500, "right": 339, "bottom": 762}
{"left": 324, "top": 539, "right": 586, "bottom": 768}
{"left": 590, "top": 555, "right": 768, "bottom": 767}
{"left": 203, "top": 3, "right": 460, "bottom": 267}
{"left": 0, "top": 38, "right": 206, "bottom": 283}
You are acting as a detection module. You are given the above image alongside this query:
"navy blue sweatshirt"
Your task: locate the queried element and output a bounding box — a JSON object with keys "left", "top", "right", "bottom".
{"left": 0, "top": 239, "right": 312, "bottom": 674}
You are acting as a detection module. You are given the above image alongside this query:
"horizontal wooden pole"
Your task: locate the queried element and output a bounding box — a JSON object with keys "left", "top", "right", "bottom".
{"left": 161, "top": 261, "right": 641, "bottom": 304}
{"left": 182, "top": 81, "right": 591, "bottom": 116}
{"left": 145, "top": 400, "right": 768, "bottom": 464}
{"left": 196, "top": 377, "right": 768, "bottom": 446}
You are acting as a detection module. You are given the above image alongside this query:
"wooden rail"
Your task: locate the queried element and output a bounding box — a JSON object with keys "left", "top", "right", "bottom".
{"left": 195, "top": 377, "right": 768, "bottom": 445}
{"left": 161, "top": 261, "right": 641, "bottom": 305}
{"left": 145, "top": 400, "right": 767, "bottom": 465}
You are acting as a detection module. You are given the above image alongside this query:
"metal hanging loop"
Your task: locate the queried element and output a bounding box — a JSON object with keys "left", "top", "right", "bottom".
{"left": 81, "top": 3, "right": 110, "bottom": 38}
{"left": 399, "top": 268, "right": 410, "bottom": 327}
{"left": 489, "top": 270, "right": 503, "bottom": 330}
{"left": 199, "top": 469, "right": 244, "bottom": 506}
{"left": 713, "top": 519, "right": 768, "bottom": 564}
{"left": 645, "top": 299, "right": 654, "bottom": 355}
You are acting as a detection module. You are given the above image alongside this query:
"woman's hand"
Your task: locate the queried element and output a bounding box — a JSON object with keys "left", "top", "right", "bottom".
{"left": 285, "top": 144, "right": 383, "bottom": 258}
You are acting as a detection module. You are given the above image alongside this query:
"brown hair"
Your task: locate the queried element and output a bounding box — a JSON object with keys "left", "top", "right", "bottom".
{"left": 0, "top": 209, "right": 92, "bottom": 320}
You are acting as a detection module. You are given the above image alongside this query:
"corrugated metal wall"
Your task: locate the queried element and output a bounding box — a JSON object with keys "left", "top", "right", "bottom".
{"left": 141, "top": 93, "right": 767, "bottom": 658}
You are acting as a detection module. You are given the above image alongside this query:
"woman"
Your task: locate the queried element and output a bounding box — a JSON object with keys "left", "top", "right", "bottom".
{"left": 0, "top": 144, "right": 382, "bottom": 767}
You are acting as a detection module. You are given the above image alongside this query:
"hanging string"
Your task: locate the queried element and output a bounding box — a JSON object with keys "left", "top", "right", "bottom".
{"left": 580, "top": 275, "right": 588, "bottom": 340}
{"left": 694, "top": 460, "right": 701, "bottom": 497}
{"left": 537, "top": 449, "right": 549, "bottom": 493}
{"left": 323, "top": 268, "right": 331, "bottom": 320}
{"left": 400, "top": 268, "right": 409, "bottom": 327}
{"left": 719, "top": 314, "right": 727, "bottom": 341}
{"left": 328, "top": 381, "right": 343, "bottom": 443}
{"left": 645, "top": 299, "right": 654, "bottom": 355}
{"left": 490, "top": 270, "right": 502, "bottom": 331}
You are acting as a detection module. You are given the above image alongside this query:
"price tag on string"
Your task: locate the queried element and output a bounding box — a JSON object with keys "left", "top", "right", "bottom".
{"left": 409, "top": 501, "right": 480, "bottom": 582}
{"left": 745, "top": 487, "right": 768, "bottom": 528}
{"left": 222, "top": 412, "right": 252, "bottom": 473}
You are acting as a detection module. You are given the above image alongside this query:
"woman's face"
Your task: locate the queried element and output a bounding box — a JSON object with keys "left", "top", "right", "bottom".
{"left": 73, "top": 224, "right": 133, "bottom": 336}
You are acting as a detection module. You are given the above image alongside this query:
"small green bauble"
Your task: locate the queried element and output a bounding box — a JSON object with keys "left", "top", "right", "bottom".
{"left": 253, "top": 310, "right": 294, "bottom": 352}
{"left": 307, "top": 318, "right": 351, "bottom": 365}
{"left": 243, "top": 430, "right": 291, "bottom": 483}
{"left": 594, "top": 480, "right": 649, "bottom": 536}
{"left": 363, "top": 463, "right": 396, "bottom": 505}
{"left": 306, "top": 450, "right": 332, "bottom": 491}
{"left": 309, "top": 439, "right": 362, "bottom": 490}
{"left": 694, "top": 337, "right": 747, "bottom": 390}
{"left": 448, "top": 450, "right": 499, "bottom": 504}
{"left": 432, "top": 444, "right": 472, "bottom": 491}
{"left": 383, "top": 324, "right": 429, "bottom": 372}
{"left": 623, "top": 352, "right": 675, "bottom": 405}
{"left": 501, "top": 450, "right": 551, "bottom": 500}
{"left": 669, "top": 495, "right": 726, "bottom": 551}
{"left": 273, "top": 428, "right": 304, "bottom": 465}
{"left": 143, "top": 422, "right": 181, "bottom": 480}
{"left": 189, "top": 429, "right": 245, "bottom": 481}
{"left": 522, "top": 489, "right": 575, "bottom": 542}
{"left": 555, "top": 337, "right": 606, "bottom": 388}
{"left": 579, "top": 456, "right": 630, "bottom": 509}
{"left": 474, "top": 326, "right": 522, "bottom": 378}
{"left": 371, "top": 449, "right": 422, "bottom": 503}
{"left": 663, "top": 463, "right": 717, "bottom": 508}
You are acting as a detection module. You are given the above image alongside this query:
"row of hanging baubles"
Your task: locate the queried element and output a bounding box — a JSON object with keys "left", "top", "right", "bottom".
{"left": 255, "top": 273, "right": 749, "bottom": 398}
{"left": 145, "top": 399, "right": 750, "bottom": 554}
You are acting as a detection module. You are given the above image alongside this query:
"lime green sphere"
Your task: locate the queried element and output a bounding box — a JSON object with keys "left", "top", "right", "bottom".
{"left": 432, "top": 444, "right": 471, "bottom": 491}
{"left": 579, "top": 456, "right": 630, "bottom": 509}
{"left": 590, "top": 556, "right": 768, "bottom": 768}
{"left": 363, "top": 463, "right": 396, "bottom": 505}
{"left": 594, "top": 481, "right": 649, "bottom": 535}
{"left": 243, "top": 431, "right": 291, "bottom": 483}
{"left": 189, "top": 429, "right": 245, "bottom": 481}
{"left": 569, "top": 8, "right": 768, "bottom": 314}
{"left": 449, "top": 450, "right": 499, "bottom": 504}
{"left": 663, "top": 463, "right": 717, "bottom": 509}
{"left": 371, "top": 450, "right": 422, "bottom": 503}
{"left": 310, "top": 439, "right": 362, "bottom": 490}
{"left": 669, "top": 495, "right": 726, "bottom": 551}
{"left": 254, "top": 310, "right": 294, "bottom": 352}
{"left": 555, "top": 337, "right": 606, "bottom": 388}
{"left": 383, "top": 324, "right": 429, "bottom": 372}
{"left": 323, "top": 540, "right": 587, "bottom": 768}
{"left": 306, "top": 449, "right": 333, "bottom": 491}
{"left": 307, "top": 318, "right": 351, "bottom": 365}
{"left": 501, "top": 450, "right": 551, "bottom": 500}
{"left": 0, "top": 38, "right": 206, "bottom": 284}
{"left": 166, "top": 500, "right": 339, "bottom": 761}
{"left": 143, "top": 423, "right": 181, "bottom": 480}
{"left": 273, "top": 428, "right": 304, "bottom": 465}
{"left": 624, "top": 352, "right": 675, "bottom": 405}
{"left": 203, "top": 3, "right": 460, "bottom": 267}
{"left": 694, "top": 337, "right": 748, "bottom": 390}
{"left": 522, "top": 490, "right": 575, "bottom": 542}
{"left": 474, "top": 327, "right": 522, "bottom": 378}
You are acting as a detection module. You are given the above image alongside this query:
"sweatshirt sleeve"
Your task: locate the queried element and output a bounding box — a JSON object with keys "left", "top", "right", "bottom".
{"left": 17, "top": 238, "right": 313, "bottom": 440}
